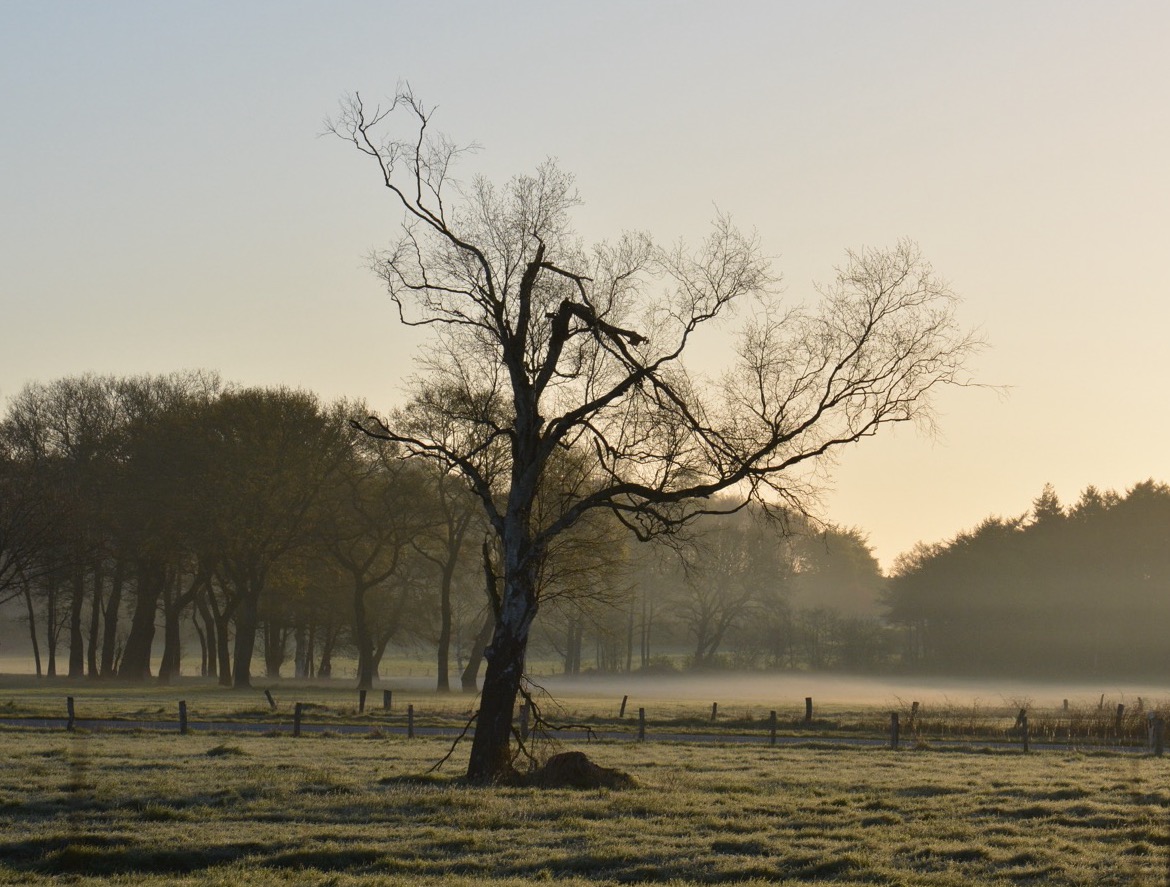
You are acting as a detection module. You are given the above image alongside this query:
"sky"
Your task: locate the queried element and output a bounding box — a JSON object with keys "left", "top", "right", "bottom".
{"left": 2, "top": 1, "right": 1168, "bottom": 571}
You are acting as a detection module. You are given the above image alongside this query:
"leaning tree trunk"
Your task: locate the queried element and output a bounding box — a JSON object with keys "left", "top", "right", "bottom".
{"left": 372, "top": 631, "right": 394, "bottom": 684}
{"left": 461, "top": 612, "right": 495, "bottom": 693}
{"left": 23, "top": 585, "right": 42, "bottom": 678}
{"left": 193, "top": 610, "right": 208, "bottom": 677}
{"left": 467, "top": 620, "right": 530, "bottom": 782}
{"left": 466, "top": 553, "right": 538, "bottom": 783}
{"left": 120, "top": 560, "right": 168, "bottom": 681}
{"left": 318, "top": 625, "right": 336, "bottom": 678}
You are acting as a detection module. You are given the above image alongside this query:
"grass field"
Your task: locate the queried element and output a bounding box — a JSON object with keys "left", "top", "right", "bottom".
{"left": 2, "top": 716, "right": 1170, "bottom": 884}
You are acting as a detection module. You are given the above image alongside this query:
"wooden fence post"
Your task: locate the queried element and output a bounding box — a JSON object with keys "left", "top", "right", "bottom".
{"left": 1021, "top": 714, "right": 1029, "bottom": 753}
{"left": 66, "top": 696, "right": 75, "bottom": 732}
{"left": 1115, "top": 703, "right": 1126, "bottom": 733}
{"left": 383, "top": 690, "right": 392, "bottom": 711}
{"left": 293, "top": 702, "right": 303, "bottom": 738}
{"left": 407, "top": 704, "right": 415, "bottom": 739}
{"left": 909, "top": 701, "right": 919, "bottom": 730}
{"left": 804, "top": 697, "right": 813, "bottom": 724}
{"left": 179, "top": 700, "right": 188, "bottom": 735}
{"left": 710, "top": 702, "right": 718, "bottom": 722}
{"left": 519, "top": 702, "right": 530, "bottom": 742}
{"left": 769, "top": 710, "right": 777, "bottom": 747}
{"left": 264, "top": 689, "right": 276, "bottom": 711}
{"left": 638, "top": 707, "right": 646, "bottom": 742}
{"left": 619, "top": 695, "right": 628, "bottom": 718}
{"left": 889, "top": 712, "right": 900, "bottom": 750}
{"left": 359, "top": 690, "right": 367, "bottom": 713}
{"left": 1153, "top": 716, "right": 1165, "bottom": 758}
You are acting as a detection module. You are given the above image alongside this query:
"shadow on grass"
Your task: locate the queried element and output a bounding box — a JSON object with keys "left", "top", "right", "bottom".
{"left": 0, "top": 835, "right": 384, "bottom": 876}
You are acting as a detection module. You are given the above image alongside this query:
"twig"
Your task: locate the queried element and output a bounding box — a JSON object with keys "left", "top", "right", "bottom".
{"left": 427, "top": 710, "right": 478, "bottom": 773}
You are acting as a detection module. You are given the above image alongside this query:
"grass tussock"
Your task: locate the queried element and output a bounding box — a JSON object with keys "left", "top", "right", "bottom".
{"left": 204, "top": 743, "right": 246, "bottom": 757}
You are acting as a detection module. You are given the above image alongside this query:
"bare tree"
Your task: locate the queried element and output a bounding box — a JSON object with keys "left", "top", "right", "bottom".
{"left": 0, "top": 452, "right": 55, "bottom": 610}
{"left": 331, "top": 89, "right": 979, "bottom": 782}
{"left": 410, "top": 466, "right": 479, "bottom": 692}
{"left": 671, "top": 507, "right": 791, "bottom": 667}
{"left": 319, "top": 431, "right": 437, "bottom": 690}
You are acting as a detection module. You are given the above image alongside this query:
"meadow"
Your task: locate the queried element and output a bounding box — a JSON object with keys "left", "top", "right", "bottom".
{"left": 2, "top": 680, "right": 1169, "bottom": 885}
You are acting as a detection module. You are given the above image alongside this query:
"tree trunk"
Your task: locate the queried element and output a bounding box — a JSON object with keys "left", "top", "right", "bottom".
{"left": 294, "top": 624, "right": 309, "bottom": 679}
{"left": 157, "top": 574, "right": 181, "bottom": 683}
{"left": 68, "top": 568, "right": 85, "bottom": 678}
{"left": 318, "top": 625, "right": 335, "bottom": 679}
{"left": 100, "top": 559, "right": 124, "bottom": 677}
{"left": 214, "top": 612, "right": 232, "bottom": 685}
{"left": 23, "top": 585, "right": 42, "bottom": 678}
{"left": 86, "top": 563, "right": 103, "bottom": 678}
{"left": 461, "top": 611, "right": 495, "bottom": 692}
{"left": 119, "top": 560, "right": 167, "bottom": 681}
{"left": 46, "top": 582, "right": 58, "bottom": 678}
{"left": 157, "top": 572, "right": 189, "bottom": 684}
{"left": 563, "top": 617, "right": 582, "bottom": 675}
{"left": 193, "top": 608, "right": 208, "bottom": 677}
{"left": 353, "top": 587, "right": 373, "bottom": 690}
{"left": 232, "top": 589, "right": 259, "bottom": 689}
{"left": 467, "top": 621, "right": 530, "bottom": 782}
{"left": 466, "top": 553, "right": 537, "bottom": 783}
{"left": 200, "top": 586, "right": 228, "bottom": 683}
{"left": 640, "top": 597, "right": 652, "bottom": 669}
{"left": 625, "top": 606, "right": 634, "bottom": 673}
{"left": 436, "top": 558, "right": 456, "bottom": 693}
{"left": 263, "top": 618, "right": 286, "bottom": 679}
{"left": 163, "top": 566, "right": 214, "bottom": 683}
{"left": 372, "top": 631, "right": 392, "bottom": 683}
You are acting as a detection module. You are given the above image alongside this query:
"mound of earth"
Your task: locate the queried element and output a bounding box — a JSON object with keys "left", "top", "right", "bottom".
{"left": 527, "top": 751, "right": 637, "bottom": 790}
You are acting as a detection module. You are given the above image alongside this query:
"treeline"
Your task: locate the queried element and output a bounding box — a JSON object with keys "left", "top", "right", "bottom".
{"left": 0, "top": 372, "right": 490, "bottom": 689}
{"left": 886, "top": 481, "right": 1170, "bottom": 677}
{"left": 0, "top": 372, "right": 892, "bottom": 685}
{"left": 8, "top": 374, "right": 1167, "bottom": 683}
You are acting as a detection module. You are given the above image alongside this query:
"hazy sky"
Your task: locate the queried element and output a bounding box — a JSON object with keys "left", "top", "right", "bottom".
{"left": 2, "top": 1, "right": 1168, "bottom": 570}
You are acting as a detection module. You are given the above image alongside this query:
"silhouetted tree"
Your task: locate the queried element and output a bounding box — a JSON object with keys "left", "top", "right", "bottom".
{"left": 332, "top": 87, "right": 977, "bottom": 782}
{"left": 319, "top": 432, "right": 437, "bottom": 689}
{"left": 194, "top": 388, "right": 351, "bottom": 688}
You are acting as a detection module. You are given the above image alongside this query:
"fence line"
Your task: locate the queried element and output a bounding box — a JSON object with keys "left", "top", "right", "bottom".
{"left": 0, "top": 692, "right": 1163, "bottom": 756}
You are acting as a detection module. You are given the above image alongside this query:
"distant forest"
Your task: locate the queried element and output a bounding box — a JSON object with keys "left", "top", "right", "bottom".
{"left": 1, "top": 372, "right": 1167, "bottom": 683}
{"left": 886, "top": 481, "right": 1170, "bottom": 678}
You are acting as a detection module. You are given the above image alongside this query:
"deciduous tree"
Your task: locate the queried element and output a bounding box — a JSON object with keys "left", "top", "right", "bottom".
{"left": 332, "top": 89, "right": 978, "bottom": 782}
